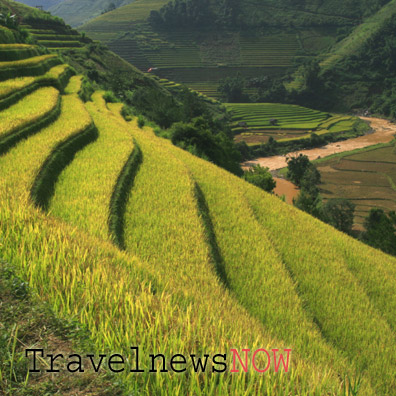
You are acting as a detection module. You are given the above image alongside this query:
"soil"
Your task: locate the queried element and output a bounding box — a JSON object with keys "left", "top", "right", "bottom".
{"left": 243, "top": 117, "right": 396, "bottom": 171}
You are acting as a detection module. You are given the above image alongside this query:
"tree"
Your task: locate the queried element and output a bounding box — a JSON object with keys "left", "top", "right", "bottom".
{"left": 243, "top": 165, "right": 276, "bottom": 193}
{"left": 170, "top": 117, "right": 242, "bottom": 175}
{"left": 322, "top": 198, "right": 355, "bottom": 234}
{"left": 363, "top": 209, "right": 396, "bottom": 256}
{"left": 294, "top": 187, "right": 322, "bottom": 218}
{"left": 286, "top": 154, "right": 312, "bottom": 187}
{"left": 290, "top": 155, "right": 323, "bottom": 218}
{"left": 218, "top": 74, "right": 246, "bottom": 102}
{"left": 300, "top": 165, "right": 321, "bottom": 191}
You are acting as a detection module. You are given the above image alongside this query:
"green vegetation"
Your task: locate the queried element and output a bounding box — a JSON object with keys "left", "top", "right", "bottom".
{"left": 363, "top": 209, "right": 396, "bottom": 255}
{"left": 0, "top": 262, "right": 126, "bottom": 396}
{"left": 322, "top": 198, "right": 356, "bottom": 234}
{"left": 243, "top": 164, "right": 276, "bottom": 192}
{"left": 48, "top": 0, "right": 135, "bottom": 27}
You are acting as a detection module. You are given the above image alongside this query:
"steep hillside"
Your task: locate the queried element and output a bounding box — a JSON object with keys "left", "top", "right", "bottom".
{"left": 2, "top": 3, "right": 396, "bottom": 395}
{"left": 14, "top": 0, "right": 63, "bottom": 10}
{"left": 48, "top": 0, "right": 136, "bottom": 27}
{"left": 77, "top": 0, "right": 393, "bottom": 99}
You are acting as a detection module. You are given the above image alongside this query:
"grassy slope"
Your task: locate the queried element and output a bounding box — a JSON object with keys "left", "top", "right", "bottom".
{"left": 14, "top": 0, "right": 63, "bottom": 10}
{"left": 321, "top": 0, "right": 396, "bottom": 69}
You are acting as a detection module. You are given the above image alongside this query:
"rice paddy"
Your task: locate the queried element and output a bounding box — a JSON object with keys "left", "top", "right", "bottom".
{"left": 1, "top": 15, "right": 396, "bottom": 396}
{"left": 227, "top": 102, "right": 361, "bottom": 145}
{"left": 316, "top": 143, "right": 396, "bottom": 229}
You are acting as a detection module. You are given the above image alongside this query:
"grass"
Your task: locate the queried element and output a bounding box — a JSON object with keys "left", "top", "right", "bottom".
{"left": 321, "top": 0, "right": 396, "bottom": 69}
{"left": 0, "top": 262, "right": 126, "bottom": 396}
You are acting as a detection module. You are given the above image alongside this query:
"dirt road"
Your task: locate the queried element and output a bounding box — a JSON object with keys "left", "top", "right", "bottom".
{"left": 243, "top": 117, "right": 396, "bottom": 171}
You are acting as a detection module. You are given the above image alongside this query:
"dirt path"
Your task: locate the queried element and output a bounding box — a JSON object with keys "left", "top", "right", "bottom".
{"left": 243, "top": 117, "right": 396, "bottom": 171}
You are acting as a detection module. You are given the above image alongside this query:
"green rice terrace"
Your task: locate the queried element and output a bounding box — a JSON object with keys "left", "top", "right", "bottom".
{"left": 316, "top": 142, "right": 396, "bottom": 229}
{"left": 79, "top": 0, "right": 344, "bottom": 98}
{"left": 227, "top": 102, "right": 362, "bottom": 145}
{"left": 1, "top": 2, "right": 396, "bottom": 396}
{"left": 20, "top": 24, "right": 86, "bottom": 51}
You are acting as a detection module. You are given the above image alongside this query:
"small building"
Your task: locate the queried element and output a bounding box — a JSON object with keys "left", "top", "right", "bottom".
{"left": 270, "top": 118, "right": 278, "bottom": 126}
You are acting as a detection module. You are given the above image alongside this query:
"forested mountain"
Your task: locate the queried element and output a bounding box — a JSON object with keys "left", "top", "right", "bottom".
{"left": 148, "top": 0, "right": 391, "bottom": 28}
{"left": 14, "top": 0, "right": 63, "bottom": 10}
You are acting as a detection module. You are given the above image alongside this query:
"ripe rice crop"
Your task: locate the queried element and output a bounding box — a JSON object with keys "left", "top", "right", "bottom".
{"left": 64, "top": 75, "right": 82, "bottom": 95}
{"left": 243, "top": 181, "right": 396, "bottom": 395}
{"left": 0, "top": 54, "right": 60, "bottom": 80}
{"left": 317, "top": 144, "right": 396, "bottom": 227}
{"left": 0, "top": 93, "right": 92, "bottom": 205}
{"left": 0, "top": 54, "right": 57, "bottom": 70}
{"left": 101, "top": 108, "right": 350, "bottom": 394}
{"left": 49, "top": 92, "right": 134, "bottom": 240}
{"left": 0, "top": 104, "right": 342, "bottom": 396}
{"left": 0, "top": 76, "right": 36, "bottom": 99}
{"left": 0, "top": 86, "right": 59, "bottom": 139}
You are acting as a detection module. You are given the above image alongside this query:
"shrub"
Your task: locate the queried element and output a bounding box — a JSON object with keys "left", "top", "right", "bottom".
{"left": 243, "top": 165, "right": 276, "bottom": 193}
{"left": 102, "top": 90, "right": 118, "bottom": 103}
{"left": 137, "top": 115, "right": 145, "bottom": 128}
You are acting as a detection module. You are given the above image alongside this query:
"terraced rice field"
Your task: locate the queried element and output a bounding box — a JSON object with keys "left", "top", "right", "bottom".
{"left": 82, "top": 12, "right": 305, "bottom": 98}
{"left": 239, "top": 33, "right": 299, "bottom": 67}
{"left": 228, "top": 103, "right": 359, "bottom": 144}
{"left": 23, "top": 25, "right": 84, "bottom": 51}
{"left": 2, "top": 27, "right": 396, "bottom": 396}
{"left": 317, "top": 143, "right": 396, "bottom": 229}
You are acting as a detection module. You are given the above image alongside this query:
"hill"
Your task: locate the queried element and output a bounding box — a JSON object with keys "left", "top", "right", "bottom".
{"left": 14, "top": 0, "right": 63, "bottom": 10}
{"left": 48, "top": 0, "right": 136, "bottom": 27}
{"left": 1, "top": 2, "right": 396, "bottom": 395}
{"left": 78, "top": 0, "right": 392, "bottom": 99}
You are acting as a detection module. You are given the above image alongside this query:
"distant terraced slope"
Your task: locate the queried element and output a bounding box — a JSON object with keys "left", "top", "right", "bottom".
{"left": 78, "top": 0, "right": 393, "bottom": 98}
{"left": 80, "top": 1, "right": 352, "bottom": 98}
{"left": 48, "top": 0, "right": 136, "bottom": 27}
